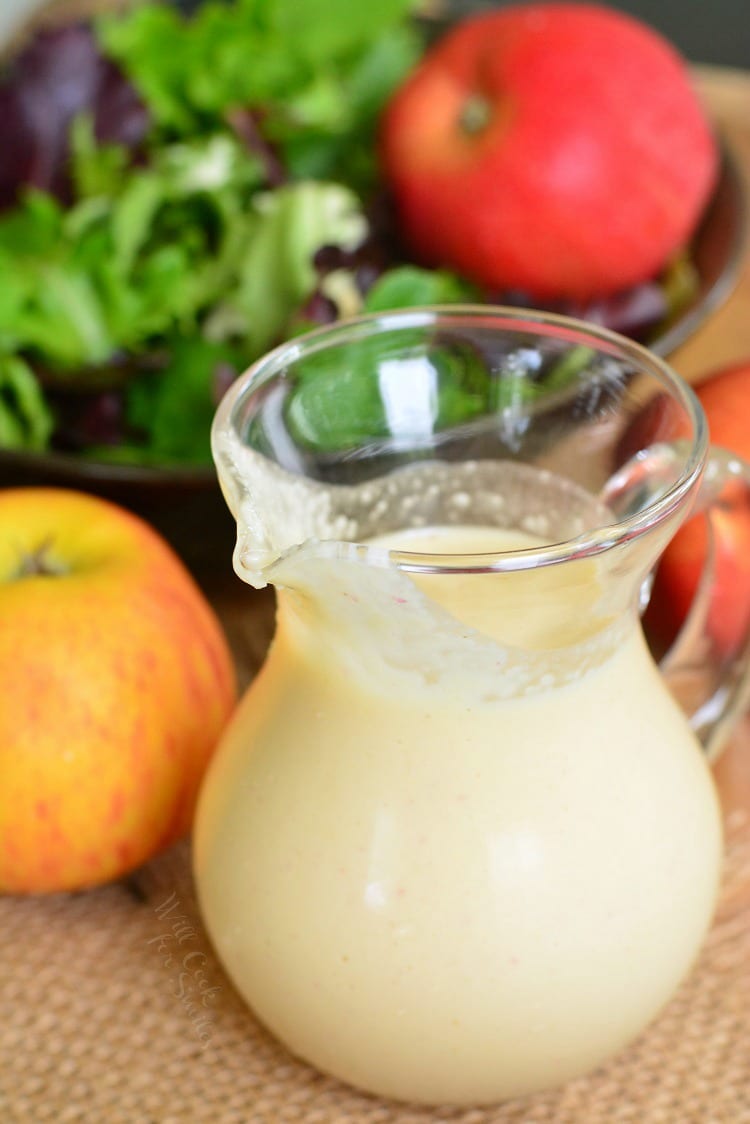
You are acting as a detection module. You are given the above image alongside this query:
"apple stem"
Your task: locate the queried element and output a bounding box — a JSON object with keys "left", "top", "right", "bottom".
{"left": 17, "top": 537, "right": 69, "bottom": 578}
{"left": 459, "top": 94, "right": 493, "bottom": 135}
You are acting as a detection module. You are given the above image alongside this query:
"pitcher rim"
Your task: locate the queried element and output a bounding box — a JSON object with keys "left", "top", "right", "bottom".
{"left": 213, "top": 304, "right": 708, "bottom": 575}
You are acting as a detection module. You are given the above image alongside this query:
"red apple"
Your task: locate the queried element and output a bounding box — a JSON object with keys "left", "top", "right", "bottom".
{"left": 379, "top": 3, "right": 718, "bottom": 300}
{"left": 0, "top": 488, "right": 237, "bottom": 894}
{"left": 645, "top": 361, "right": 750, "bottom": 659}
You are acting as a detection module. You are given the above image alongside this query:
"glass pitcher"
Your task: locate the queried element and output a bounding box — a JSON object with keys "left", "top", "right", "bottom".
{"left": 194, "top": 307, "right": 750, "bottom": 1106}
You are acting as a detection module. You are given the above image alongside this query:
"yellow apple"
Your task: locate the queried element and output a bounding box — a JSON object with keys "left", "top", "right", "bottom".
{"left": 0, "top": 487, "right": 237, "bottom": 894}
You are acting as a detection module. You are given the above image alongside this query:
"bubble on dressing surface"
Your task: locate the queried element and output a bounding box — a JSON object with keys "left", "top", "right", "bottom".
{"left": 217, "top": 431, "right": 626, "bottom": 696}
{"left": 215, "top": 431, "right": 359, "bottom": 585}
{"left": 217, "top": 431, "right": 614, "bottom": 582}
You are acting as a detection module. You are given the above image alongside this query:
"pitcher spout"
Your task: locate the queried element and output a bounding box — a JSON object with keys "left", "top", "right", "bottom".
{"left": 213, "top": 424, "right": 359, "bottom": 589}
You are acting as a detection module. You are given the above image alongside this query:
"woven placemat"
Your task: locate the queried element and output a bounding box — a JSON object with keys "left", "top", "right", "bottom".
{"left": 2, "top": 807, "right": 749, "bottom": 1124}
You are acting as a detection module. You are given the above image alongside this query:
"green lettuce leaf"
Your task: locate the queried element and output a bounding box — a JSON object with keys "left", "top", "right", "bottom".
{"left": 124, "top": 336, "right": 240, "bottom": 464}
{"left": 97, "top": 0, "right": 421, "bottom": 188}
{"left": 285, "top": 330, "right": 492, "bottom": 454}
{"left": 207, "top": 180, "right": 368, "bottom": 355}
{"left": 0, "top": 356, "right": 54, "bottom": 451}
{"left": 363, "top": 265, "right": 478, "bottom": 312}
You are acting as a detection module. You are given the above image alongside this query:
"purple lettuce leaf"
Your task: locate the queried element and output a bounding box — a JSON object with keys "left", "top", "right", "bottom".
{"left": 0, "top": 23, "right": 150, "bottom": 210}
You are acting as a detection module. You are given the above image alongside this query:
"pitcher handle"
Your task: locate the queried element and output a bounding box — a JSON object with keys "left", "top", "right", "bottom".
{"left": 659, "top": 447, "right": 750, "bottom": 761}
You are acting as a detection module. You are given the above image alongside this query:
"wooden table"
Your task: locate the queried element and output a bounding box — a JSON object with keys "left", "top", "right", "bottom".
{"left": 671, "top": 68, "right": 750, "bottom": 380}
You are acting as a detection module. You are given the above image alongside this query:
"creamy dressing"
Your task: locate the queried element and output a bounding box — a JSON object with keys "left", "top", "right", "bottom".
{"left": 194, "top": 523, "right": 722, "bottom": 1104}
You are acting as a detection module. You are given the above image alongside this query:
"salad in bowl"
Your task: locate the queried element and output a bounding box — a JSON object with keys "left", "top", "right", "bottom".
{"left": 0, "top": 0, "right": 741, "bottom": 494}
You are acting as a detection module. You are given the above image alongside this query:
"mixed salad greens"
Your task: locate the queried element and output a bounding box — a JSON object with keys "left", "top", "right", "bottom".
{"left": 0, "top": 0, "right": 698, "bottom": 465}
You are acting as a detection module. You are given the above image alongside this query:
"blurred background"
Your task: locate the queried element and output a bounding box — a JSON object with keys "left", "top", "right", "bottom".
{"left": 1, "top": 0, "right": 747, "bottom": 69}
{"left": 444, "top": 0, "right": 748, "bottom": 68}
